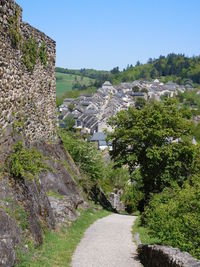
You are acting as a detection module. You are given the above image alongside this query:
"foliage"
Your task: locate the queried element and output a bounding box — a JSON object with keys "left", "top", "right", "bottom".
{"left": 59, "top": 130, "right": 130, "bottom": 199}
{"left": 143, "top": 176, "right": 200, "bottom": 259}
{"left": 132, "top": 216, "right": 161, "bottom": 245}
{"left": 17, "top": 207, "right": 110, "bottom": 267}
{"left": 122, "top": 169, "right": 144, "bottom": 213}
{"left": 135, "top": 97, "right": 146, "bottom": 109}
{"left": 22, "top": 35, "right": 38, "bottom": 72}
{"left": 56, "top": 97, "right": 63, "bottom": 107}
{"left": 59, "top": 131, "right": 104, "bottom": 182}
{"left": 111, "top": 66, "right": 120, "bottom": 74}
{"left": 68, "top": 103, "right": 75, "bottom": 112}
{"left": 108, "top": 99, "right": 200, "bottom": 204}
{"left": 8, "top": 141, "right": 46, "bottom": 181}
{"left": 111, "top": 53, "right": 200, "bottom": 85}
{"left": 63, "top": 115, "right": 75, "bottom": 131}
{"left": 100, "top": 163, "right": 129, "bottom": 195}
{"left": 9, "top": 6, "right": 22, "bottom": 48}
{"left": 39, "top": 41, "right": 47, "bottom": 66}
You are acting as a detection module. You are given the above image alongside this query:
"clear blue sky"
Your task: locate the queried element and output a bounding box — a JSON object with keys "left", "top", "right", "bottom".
{"left": 17, "top": 0, "right": 200, "bottom": 70}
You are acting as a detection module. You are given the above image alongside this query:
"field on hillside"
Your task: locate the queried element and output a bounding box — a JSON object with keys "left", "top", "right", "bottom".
{"left": 56, "top": 72, "right": 95, "bottom": 97}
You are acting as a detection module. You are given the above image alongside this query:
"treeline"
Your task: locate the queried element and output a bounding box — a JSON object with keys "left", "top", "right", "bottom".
{"left": 111, "top": 53, "right": 200, "bottom": 85}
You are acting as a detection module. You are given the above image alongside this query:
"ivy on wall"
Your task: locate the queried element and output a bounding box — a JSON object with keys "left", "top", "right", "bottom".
{"left": 22, "top": 36, "right": 38, "bottom": 72}
{"left": 9, "top": 9, "right": 48, "bottom": 72}
{"left": 9, "top": 6, "right": 22, "bottom": 48}
{"left": 39, "top": 41, "right": 47, "bottom": 66}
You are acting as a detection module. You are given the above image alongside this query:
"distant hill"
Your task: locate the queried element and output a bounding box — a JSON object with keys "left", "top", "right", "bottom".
{"left": 111, "top": 54, "right": 200, "bottom": 86}
{"left": 56, "top": 72, "right": 95, "bottom": 98}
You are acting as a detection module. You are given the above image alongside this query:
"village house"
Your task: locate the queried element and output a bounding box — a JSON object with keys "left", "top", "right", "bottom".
{"left": 58, "top": 79, "right": 188, "bottom": 142}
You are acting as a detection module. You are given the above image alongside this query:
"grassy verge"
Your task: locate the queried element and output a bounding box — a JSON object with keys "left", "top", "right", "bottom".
{"left": 132, "top": 216, "right": 161, "bottom": 245}
{"left": 17, "top": 207, "right": 110, "bottom": 267}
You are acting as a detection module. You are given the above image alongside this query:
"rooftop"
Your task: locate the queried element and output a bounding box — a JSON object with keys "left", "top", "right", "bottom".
{"left": 90, "top": 132, "right": 107, "bottom": 141}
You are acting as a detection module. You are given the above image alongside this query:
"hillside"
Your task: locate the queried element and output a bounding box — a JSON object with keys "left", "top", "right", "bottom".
{"left": 56, "top": 72, "right": 95, "bottom": 98}
{"left": 111, "top": 54, "right": 200, "bottom": 86}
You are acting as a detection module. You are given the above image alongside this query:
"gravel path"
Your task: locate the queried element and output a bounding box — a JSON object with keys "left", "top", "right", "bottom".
{"left": 72, "top": 214, "right": 142, "bottom": 267}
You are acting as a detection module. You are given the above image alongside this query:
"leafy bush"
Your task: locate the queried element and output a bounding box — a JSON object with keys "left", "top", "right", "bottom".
{"left": 100, "top": 163, "right": 129, "bottom": 195}
{"left": 8, "top": 141, "right": 46, "bottom": 180}
{"left": 59, "top": 131, "right": 104, "bottom": 182}
{"left": 143, "top": 176, "right": 200, "bottom": 259}
{"left": 122, "top": 169, "right": 144, "bottom": 213}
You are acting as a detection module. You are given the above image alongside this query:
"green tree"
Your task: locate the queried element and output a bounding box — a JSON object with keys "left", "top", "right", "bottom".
{"left": 108, "top": 99, "right": 200, "bottom": 206}
{"left": 135, "top": 97, "right": 146, "bottom": 109}
{"left": 63, "top": 115, "right": 75, "bottom": 131}
{"left": 68, "top": 103, "right": 75, "bottom": 112}
{"left": 132, "top": 85, "right": 140, "bottom": 92}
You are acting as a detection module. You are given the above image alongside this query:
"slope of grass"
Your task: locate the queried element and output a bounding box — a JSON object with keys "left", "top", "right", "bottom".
{"left": 56, "top": 72, "right": 95, "bottom": 98}
{"left": 17, "top": 207, "right": 110, "bottom": 267}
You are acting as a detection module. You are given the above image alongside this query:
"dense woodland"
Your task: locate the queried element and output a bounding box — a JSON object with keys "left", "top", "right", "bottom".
{"left": 111, "top": 53, "right": 200, "bottom": 85}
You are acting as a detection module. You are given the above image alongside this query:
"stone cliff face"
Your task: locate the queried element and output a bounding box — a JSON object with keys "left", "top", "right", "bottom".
{"left": 0, "top": 130, "right": 84, "bottom": 266}
{"left": 0, "top": 1, "right": 85, "bottom": 266}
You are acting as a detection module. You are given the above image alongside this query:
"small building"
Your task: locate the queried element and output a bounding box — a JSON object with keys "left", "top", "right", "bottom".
{"left": 90, "top": 132, "right": 111, "bottom": 150}
{"left": 131, "top": 92, "right": 148, "bottom": 100}
{"left": 102, "top": 81, "right": 113, "bottom": 90}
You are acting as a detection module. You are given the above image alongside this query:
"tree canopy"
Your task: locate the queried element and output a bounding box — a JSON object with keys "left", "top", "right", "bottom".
{"left": 108, "top": 99, "right": 200, "bottom": 204}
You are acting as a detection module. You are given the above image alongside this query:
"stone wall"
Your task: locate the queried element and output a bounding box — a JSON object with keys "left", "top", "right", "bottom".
{"left": 138, "top": 244, "right": 200, "bottom": 267}
{"left": 0, "top": 0, "right": 57, "bottom": 142}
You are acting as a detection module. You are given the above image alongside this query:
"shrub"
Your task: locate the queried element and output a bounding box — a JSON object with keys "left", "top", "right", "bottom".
{"left": 143, "top": 176, "right": 200, "bottom": 259}
{"left": 8, "top": 141, "right": 46, "bottom": 181}
{"left": 59, "top": 131, "right": 104, "bottom": 182}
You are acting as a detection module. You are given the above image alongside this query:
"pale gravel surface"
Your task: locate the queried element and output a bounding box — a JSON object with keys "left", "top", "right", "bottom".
{"left": 72, "top": 214, "right": 142, "bottom": 267}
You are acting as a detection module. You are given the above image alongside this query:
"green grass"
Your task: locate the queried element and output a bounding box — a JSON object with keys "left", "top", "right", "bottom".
{"left": 17, "top": 207, "right": 110, "bottom": 267}
{"left": 132, "top": 216, "right": 161, "bottom": 245}
{"left": 56, "top": 72, "right": 95, "bottom": 98}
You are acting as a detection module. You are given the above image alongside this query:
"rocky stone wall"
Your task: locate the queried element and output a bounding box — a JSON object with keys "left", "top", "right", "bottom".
{"left": 138, "top": 244, "right": 200, "bottom": 267}
{"left": 0, "top": 0, "right": 57, "bottom": 142}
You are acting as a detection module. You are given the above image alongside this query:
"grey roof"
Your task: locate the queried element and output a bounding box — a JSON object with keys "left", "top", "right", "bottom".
{"left": 90, "top": 132, "right": 107, "bottom": 141}
{"left": 131, "top": 92, "right": 145, "bottom": 97}
{"left": 103, "top": 81, "right": 112, "bottom": 86}
{"left": 99, "top": 141, "right": 107, "bottom": 146}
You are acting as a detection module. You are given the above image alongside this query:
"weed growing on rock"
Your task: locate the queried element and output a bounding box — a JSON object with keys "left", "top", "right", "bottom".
{"left": 22, "top": 35, "right": 37, "bottom": 72}
{"left": 8, "top": 141, "right": 47, "bottom": 181}
{"left": 9, "top": 6, "right": 22, "bottom": 48}
{"left": 39, "top": 41, "right": 47, "bottom": 66}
